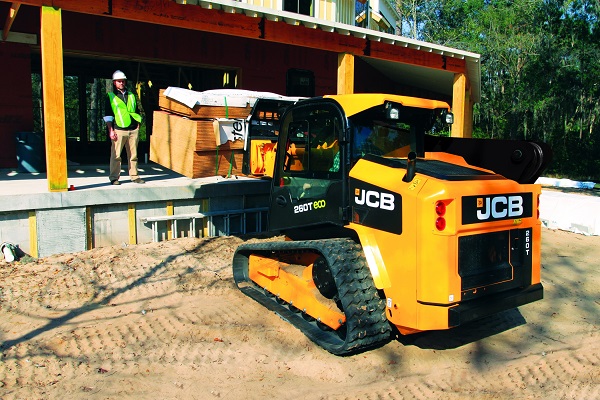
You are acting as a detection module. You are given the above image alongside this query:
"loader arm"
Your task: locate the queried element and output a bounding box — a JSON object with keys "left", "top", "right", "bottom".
{"left": 424, "top": 135, "right": 552, "bottom": 184}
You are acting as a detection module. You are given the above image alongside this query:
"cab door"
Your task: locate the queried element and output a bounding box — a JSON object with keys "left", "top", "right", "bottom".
{"left": 269, "top": 100, "right": 347, "bottom": 231}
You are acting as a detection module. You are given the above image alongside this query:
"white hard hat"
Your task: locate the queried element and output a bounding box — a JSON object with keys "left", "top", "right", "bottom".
{"left": 112, "top": 70, "right": 127, "bottom": 80}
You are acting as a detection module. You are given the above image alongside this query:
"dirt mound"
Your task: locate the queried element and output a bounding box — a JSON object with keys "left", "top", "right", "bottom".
{"left": 1, "top": 229, "right": 598, "bottom": 399}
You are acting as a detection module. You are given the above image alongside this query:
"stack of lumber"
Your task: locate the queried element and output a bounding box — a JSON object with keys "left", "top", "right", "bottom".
{"left": 150, "top": 88, "right": 251, "bottom": 178}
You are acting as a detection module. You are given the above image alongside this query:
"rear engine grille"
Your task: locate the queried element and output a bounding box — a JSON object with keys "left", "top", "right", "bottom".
{"left": 458, "top": 231, "right": 512, "bottom": 291}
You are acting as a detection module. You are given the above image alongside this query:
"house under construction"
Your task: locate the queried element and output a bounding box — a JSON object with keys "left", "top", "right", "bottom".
{"left": 0, "top": 0, "right": 481, "bottom": 257}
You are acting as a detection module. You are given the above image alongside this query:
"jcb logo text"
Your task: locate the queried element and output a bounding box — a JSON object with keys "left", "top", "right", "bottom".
{"left": 477, "top": 195, "right": 523, "bottom": 220}
{"left": 354, "top": 189, "right": 395, "bottom": 211}
{"left": 462, "top": 193, "right": 532, "bottom": 225}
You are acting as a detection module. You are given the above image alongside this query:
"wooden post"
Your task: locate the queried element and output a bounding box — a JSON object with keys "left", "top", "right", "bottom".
{"left": 337, "top": 53, "right": 354, "bottom": 95}
{"left": 40, "top": 6, "right": 68, "bottom": 192}
{"left": 451, "top": 73, "right": 471, "bottom": 138}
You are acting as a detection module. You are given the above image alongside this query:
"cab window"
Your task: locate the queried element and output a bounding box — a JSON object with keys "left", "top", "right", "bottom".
{"left": 278, "top": 103, "right": 343, "bottom": 200}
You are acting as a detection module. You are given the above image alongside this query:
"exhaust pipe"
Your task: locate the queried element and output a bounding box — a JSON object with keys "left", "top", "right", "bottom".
{"left": 403, "top": 151, "right": 417, "bottom": 183}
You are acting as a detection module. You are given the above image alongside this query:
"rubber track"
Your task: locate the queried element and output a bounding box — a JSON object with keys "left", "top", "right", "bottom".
{"left": 233, "top": 238, "right": 391, "bottom": 355}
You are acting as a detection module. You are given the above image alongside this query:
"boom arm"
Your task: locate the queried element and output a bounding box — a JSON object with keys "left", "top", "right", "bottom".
{"left": 424, "top": 135, "right": 553, "bottom": 184}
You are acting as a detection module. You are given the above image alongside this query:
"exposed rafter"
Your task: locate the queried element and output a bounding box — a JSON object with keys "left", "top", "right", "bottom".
{"left": 2, "top": 2, "right": 20, "bottom": 41}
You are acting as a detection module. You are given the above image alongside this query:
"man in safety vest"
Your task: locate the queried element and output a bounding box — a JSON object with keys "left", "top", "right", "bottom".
{"left": 103, "top": 70, "right": 145, "bottom": 185}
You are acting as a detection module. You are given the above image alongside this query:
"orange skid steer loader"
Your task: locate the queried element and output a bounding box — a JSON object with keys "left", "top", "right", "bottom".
{"left": 233, "top": 94, "right": 551, "bottom": 355}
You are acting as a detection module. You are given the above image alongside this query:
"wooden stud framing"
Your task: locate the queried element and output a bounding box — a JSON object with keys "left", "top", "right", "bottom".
{"left": 337, "top": 53, "right": 354, "bottom": 95}
{"left": 40, "top": 6, "right": 68, "bottom": 192}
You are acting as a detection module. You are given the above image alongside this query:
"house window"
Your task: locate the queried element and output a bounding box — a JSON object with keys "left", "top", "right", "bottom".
{"left": 284, "top": 0, "right": 312, "bottom": 16}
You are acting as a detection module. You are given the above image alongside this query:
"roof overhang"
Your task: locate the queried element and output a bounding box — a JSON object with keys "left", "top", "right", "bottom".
{"left": 179, "top": 0, "right": 481, "bottom": 102}
{"left": 3, "top": 0, "right": 481, "bottom": 101}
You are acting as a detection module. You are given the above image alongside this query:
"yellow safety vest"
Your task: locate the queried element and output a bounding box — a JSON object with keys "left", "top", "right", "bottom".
{"left": 108, "top": 91, "right": 142, "bottom": 128}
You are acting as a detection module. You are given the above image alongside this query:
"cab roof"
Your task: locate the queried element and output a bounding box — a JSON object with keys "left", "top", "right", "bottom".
{"left": 324, "top": 93, "right": 451, "bottom": 117}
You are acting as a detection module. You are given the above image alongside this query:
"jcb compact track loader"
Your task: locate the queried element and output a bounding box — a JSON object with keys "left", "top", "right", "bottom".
{"left": 233, "top": 93, "right": 551, "bottom": 355}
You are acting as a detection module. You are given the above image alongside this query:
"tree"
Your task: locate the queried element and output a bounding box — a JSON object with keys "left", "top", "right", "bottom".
{"left": 408, "top": 0, "right": 600, "bottom": 179}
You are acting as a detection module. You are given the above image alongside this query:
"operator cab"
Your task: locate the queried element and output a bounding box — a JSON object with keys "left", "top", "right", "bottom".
{"left": 268, "top": 95, "right": 452, "bottom": 235}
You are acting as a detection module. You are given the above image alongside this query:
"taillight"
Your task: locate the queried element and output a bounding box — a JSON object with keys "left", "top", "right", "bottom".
{"left": 435, "top": 200, "right": 447, "bottom": 231}
{"left": 537, "top": 194, "right": 540, "bottom": 219}
{"left": 435, "top": 201, "right": 446, "bottom": 216}
{"left": 435, "top": 217, "right": 446, "bottom": 231}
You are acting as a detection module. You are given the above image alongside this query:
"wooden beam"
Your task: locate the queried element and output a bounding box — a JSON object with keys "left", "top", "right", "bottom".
{"left": 2, "top": 0, "right": 110, "bottom": 13}
{"left": 369, "top": 41, "right": 467, "bottom": 74}
{"left": 337, "top": 53, "right": 354, "bottom": 94}
{"left": 54, "top": 0, "right": 110, "bottom": 15}
{"left": 0, "top": 1, "right": 43, "bottom": 6}
{"left": 7, "top": 0, "right": 262, "bottom": 36}
{"left": 51, "top": 0, "right": 263, "bottom": 38}
{"left": 40, "top": 6, "right": 68, "bottom": 191}
{"left": 113, "top": 0, "right": 262, "bottom": 37}
{"left": 51, "top": 0, "right": 366, "bottom": 54}
{"left": 263, "top": 19, "right": 364, "bottom": 54}
{"left": 5, "top": 0, "right": 469, "bottom": 76}
{"left": 2, "top": 2, "right": 20, "bottom": 41}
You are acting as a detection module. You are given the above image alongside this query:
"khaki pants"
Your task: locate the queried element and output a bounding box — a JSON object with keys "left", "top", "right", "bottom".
{"left": 109, "top": 127, "right": 140, "bottom": 182}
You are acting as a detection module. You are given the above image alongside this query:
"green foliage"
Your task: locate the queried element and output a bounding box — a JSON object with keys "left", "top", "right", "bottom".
{"left": 404, "top": 0, "right": 600, "bottom": 180}
{"left": 64, "top": 76, "right": 80, "bottom": 140}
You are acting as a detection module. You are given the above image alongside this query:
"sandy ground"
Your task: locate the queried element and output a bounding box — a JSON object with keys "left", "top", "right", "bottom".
{"left": 0, "top": 228, "right": 598, "bottom": 400}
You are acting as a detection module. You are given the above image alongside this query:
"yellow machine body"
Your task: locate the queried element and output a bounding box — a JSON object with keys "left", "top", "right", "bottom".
{"left": 348, "top": 152, "right": 542, "bottom": 334}
{"left": 233, "top": 93, "right": 549, "bottom": 355}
